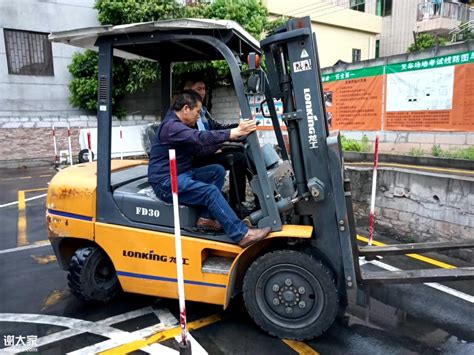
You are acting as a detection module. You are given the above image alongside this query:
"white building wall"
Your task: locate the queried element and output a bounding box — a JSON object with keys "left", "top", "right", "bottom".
{"left": 0, "top": 0, "right": 99, "bottom": 117}
{"left": 379, "top": 0, "right": 419, "bottom": 57}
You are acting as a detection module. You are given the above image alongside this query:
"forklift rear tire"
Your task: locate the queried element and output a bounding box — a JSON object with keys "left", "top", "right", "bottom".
{"left": 243, "top": 250, "right": 338, "bottom": 340}
{"left": 68, "top": 246, "right": 120, "bottom": 303}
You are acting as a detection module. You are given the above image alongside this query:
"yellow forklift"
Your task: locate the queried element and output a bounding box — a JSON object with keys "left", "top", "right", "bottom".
{"left": 47, "top": 17, "right": 474, "bottom": 340}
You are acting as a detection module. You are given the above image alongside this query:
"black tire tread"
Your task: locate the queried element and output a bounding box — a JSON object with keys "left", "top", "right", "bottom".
{"left": 243, "top": 249, "right": 339, "bottom": 341}
{"left": 67, "top": 246, "right": 119, "bottom": 303}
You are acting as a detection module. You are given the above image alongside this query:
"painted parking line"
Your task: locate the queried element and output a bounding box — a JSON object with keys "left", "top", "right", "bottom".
{"left": 0, "top": 174, "right": 53, "bottom": 181}
{"left": 359, "top": 258, "right": 474, "bottom": 304}
{"left": 0, "top": 188, "right": 48, "bottom": 249}
{"left": 0, "top": 192, "right": 47, "bottom": 209}
{"left": 357, "top": 235, "right": 456, "bottom": 269}
{"left": 358, "top": 235, "right": 474, "bottom": 303}
{"left": 70, "top": 307, "right": 182, "bottom": 355}
{"left": 282, "top": 339, "right": 319, "bottom": 354}
{"left": 17, "top": 190, "right": 28, "bottom": 246}
{"left": 0, "top": 240, "right": 50, "bottom": 255}
{"left": 0, "top": 313, "right": 127, "bottom": 353}
{"left": 0, "top": 306, "right": 184, "bottom": 354}
{"left": 70, "top": 321, "right": 175, "bottom": 354}
{"left": 30, "top": 306, "right": 158, "bottom": 350}
{"left": 99, "top": 313, "right": 222, "bottom": 354}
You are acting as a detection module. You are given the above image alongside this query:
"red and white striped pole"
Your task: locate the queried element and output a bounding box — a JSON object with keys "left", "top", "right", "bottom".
{"left": 67, "top": 123, "right": 73, "bottom": 166}
{"left": 87, "top": 131, "right": 93, "bottom": 162}
{"left": 52, "top": 124, "right": 59, "bottom": 166}
{"left": 169, "top": 149, "right": 191, "bottom": 354}
{"left": 368, "top": 134, "right": 380, "bottom": 246}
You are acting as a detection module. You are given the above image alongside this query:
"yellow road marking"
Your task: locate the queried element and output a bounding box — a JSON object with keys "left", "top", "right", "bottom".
{"left": 282, "top": 339, "right": 319, "bottom": 354}
{"left": 357, "top": 235, "right": 456, "bottom": 269}
{"left": 13, "top": 189, "right": 48, "bottom": 247}
{"left": 31, "top": 254, "right": 57, "bottom": 265}
{"left": 23, "top": 188, "right": 48, "bottom": 193}
{"left": 41, "top": 289, "right": 70, "bottom": 311}
{"left": 17, "top": 190, "right": 28, "bottom": 247}
{"left": 99, "top": 313, "right": 223, "bottom": 354}
{"left": 348, "top": 162, "right": 474, "bottom": 176}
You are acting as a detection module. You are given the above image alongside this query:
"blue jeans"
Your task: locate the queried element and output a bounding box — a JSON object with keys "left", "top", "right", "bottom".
{"left": 151, "top": 164, "right": 248, "bottom": 242}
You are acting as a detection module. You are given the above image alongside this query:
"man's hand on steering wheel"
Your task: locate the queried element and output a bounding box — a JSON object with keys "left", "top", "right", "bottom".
{"left": 230, "top": 118, "right": 256, "bottom": 140}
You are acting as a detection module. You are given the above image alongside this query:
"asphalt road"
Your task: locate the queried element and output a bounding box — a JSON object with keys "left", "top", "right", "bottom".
{"left": 0, "top": 165, "right": 473, "bottom": 354}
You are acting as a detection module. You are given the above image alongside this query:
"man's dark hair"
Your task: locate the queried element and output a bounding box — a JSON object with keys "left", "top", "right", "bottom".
{"left": 172, "top": 90, "right": 202, "bottom": 111}
{"left": 181, "top": 73, "right": 206, "bottom": 89}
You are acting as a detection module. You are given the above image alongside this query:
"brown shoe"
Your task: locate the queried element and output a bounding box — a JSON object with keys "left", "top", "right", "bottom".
{"left": 238, "top": 227, "right": 271, "bottom": 248}
{"left": 196, "top": 217, "right": 222, "bottom": 231}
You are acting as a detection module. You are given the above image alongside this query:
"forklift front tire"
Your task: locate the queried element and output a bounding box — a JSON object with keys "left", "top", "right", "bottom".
{"left": 68, "top": 246, "right": 120, "bottom": 303}
{"left": 243, "top": 250, "right": 338, "bottom": 340}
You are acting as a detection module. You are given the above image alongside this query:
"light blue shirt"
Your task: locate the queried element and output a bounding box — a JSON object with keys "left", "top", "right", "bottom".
{"left": 197, "top": 107, "right": 210, "bottom": 131}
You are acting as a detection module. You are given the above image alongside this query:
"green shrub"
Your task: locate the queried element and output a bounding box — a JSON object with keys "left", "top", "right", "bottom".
{"left": 408, "top": 147, "right": 425, "bottom": 157}
{"left": 431, "top": 145, "right": 474, "bottom": 160}
{"left": 341, "top": 135, "right": 371, "bottom": 152}
{"left": 407, "top": 33, "right": 447, "bottom": 53}
{"left": 431, "top": 144, "right": 443, "bottom": 157}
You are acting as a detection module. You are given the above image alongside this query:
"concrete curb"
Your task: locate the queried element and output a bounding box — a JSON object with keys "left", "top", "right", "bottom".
{"left": 344, "top": 152, "right": 474, "bottom": 171}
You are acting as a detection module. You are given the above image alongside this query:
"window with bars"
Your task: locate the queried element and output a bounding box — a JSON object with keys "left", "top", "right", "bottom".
{"left": 377, "top": 0, "right": 392, "bottom": 16}
{"left": 4, "top": 29, "right": 54, "bottom": 76}
{"left": 352, "top": 48, "right": 361, "bottom": 62}
{"left": 350, "top": 0, "right": 365, "bottom": 12}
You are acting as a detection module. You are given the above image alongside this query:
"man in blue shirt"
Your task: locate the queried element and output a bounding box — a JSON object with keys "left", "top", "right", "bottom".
{"left": 187, "top": 79, "right": 253, "bottom": 217}
{"left": 148, "top": 90, "right": 271, "bottom": 248}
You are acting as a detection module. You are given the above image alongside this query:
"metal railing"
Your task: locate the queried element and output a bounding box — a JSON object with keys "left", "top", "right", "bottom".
{"left": 417, "top": 1, "right": 473, "bottom": 22}
{"left": 449, "top": 19, "right": 474, "bottom": 41}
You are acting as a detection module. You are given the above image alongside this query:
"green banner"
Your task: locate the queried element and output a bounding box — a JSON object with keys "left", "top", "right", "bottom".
{"left": 323, "top": 50, "right": 474, "bottom": 83}
{"left": 322, "top": 66, "right": 384, "bottom": 83}
{"left": 387, "top": 51, "right": 474, "bottom": 73}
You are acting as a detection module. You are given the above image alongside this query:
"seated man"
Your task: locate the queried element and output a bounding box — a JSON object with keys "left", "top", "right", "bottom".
{"left": 147, "top": 90, "right": 270, "bottom": 248}
{"left": 185, "top": 78, "right": 253, "bottom": 216}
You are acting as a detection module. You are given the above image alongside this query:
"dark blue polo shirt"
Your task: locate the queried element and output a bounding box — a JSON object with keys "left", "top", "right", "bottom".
{"left": 148, "top": 110, "right": 231, "bottom": 183}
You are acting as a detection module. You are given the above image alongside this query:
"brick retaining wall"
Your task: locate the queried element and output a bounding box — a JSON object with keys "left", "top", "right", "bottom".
{"left": 347, "top": 167, "right": 474, "bottom": 262}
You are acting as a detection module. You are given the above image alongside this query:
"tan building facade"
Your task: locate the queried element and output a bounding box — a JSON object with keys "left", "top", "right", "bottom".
{"left": 264, "top": 0, "right": 382, "bottom": 67}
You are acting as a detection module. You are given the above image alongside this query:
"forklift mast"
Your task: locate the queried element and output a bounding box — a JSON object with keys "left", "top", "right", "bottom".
{"left": 261, "top": 17, "right": 474, "bottom": 293}
{"left": 261, "top": 17, "right": 359, "bottom": 303}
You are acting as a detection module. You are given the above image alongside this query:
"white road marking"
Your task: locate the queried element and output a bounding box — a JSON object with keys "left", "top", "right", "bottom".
{"left": 0, "top": 240, "right": 50, "bottom": 255}
{"left": 153, "top": 308, "right": 208, "bottom": 354}
{"left": 0, "top": 193, "right": 47, "bottom": 208}
{"left": 157, "top": 307, "right": 208, "bottom": 354}
{"left": 360, "top": 258, "right": 474, "bottom": 304}
{"left": 0, "top": 313, "right": 127, "bottom": 353}
{"left": 67, "top": 307, "right": 208, "bottom": 354}
{"left": 0, "top": 307, "right": 157, "bottom": 353}
{"left": 141, "top": 343, "right": 179, "bottom": 354}
{"left": 175, "top": 333, "right": 208, "bottom": 355}
{"left": 19, "top": 306, "right": 157, "bottom": 351}
{"left": 68, "top": 322, "right": 174, "bottom": 355}
{"left": 99, "top": 306, "right": 155, "bottom": 325}
{"left": 154, "top": 308, "right": 179, "bottom": 327}
{"left": 1, "top": 306, "right": 206, "bottom": 355}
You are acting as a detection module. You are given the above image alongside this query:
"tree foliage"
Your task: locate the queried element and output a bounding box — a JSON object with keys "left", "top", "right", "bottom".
{"left": 407, "top": 33, "right": 447, "bottom": 53}
{"left": 68, "top": 0, "right": 281, "bottom": 117}
{"left": 95, "top": 0, "right": 184, "bottom": 25}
